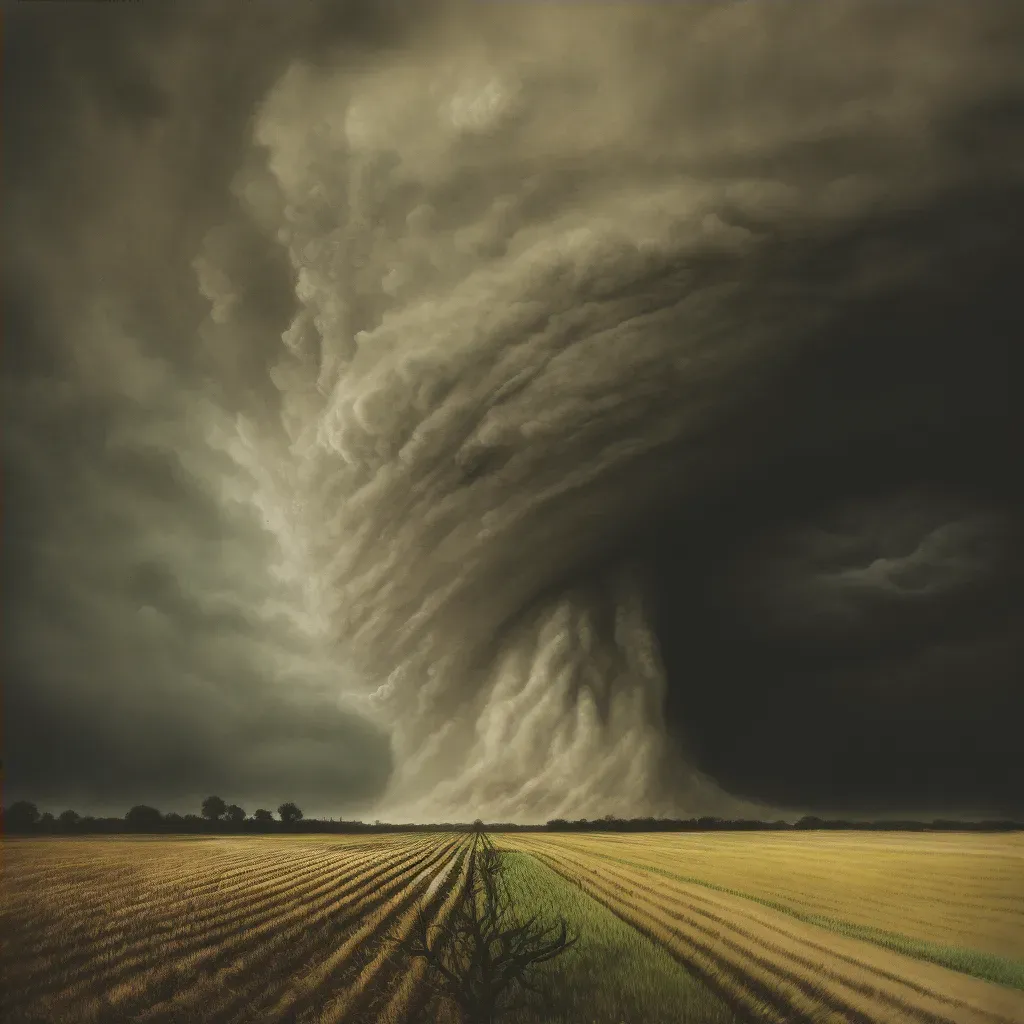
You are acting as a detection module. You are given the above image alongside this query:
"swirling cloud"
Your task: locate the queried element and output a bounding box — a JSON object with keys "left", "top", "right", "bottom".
{"left": 6, "top": 1, "right": 1023, "bottom": 820}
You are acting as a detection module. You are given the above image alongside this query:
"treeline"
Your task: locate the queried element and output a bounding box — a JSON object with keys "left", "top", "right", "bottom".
{"left": 3, "top": 796, "right": 315, "bottom": 835}
{"left": 542, "top": 816, "right": 1024, "bottom": 832}
{"left": 4, "top": 801, "right": 1021, "bottom": 835}
{"left": 3, "top": 798, "right": 503, "bottom": 835}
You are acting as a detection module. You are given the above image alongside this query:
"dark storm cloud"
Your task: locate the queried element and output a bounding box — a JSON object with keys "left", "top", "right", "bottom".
{"left": 3, "top": 1, "right": 410, "bottom": 815}
{"left": 5, "top": 1, "right": 1023, "bottom": 821}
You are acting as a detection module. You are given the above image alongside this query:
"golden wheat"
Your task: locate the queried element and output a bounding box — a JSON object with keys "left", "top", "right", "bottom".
{"left": 506, "top": 833, "right": 1024, "bottom": 1024}
{"left": 1, "top": 833, "right": 454, "bottom": 1024}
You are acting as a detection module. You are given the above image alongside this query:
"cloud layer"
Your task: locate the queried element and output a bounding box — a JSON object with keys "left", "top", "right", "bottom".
{"left": 5, "top": 1, "right": 1023, "bottom": 819}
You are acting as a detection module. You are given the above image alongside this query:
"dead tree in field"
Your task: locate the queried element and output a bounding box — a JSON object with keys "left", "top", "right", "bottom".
{"left": 388, "top": 838, "right": 577, "bottom": 1024}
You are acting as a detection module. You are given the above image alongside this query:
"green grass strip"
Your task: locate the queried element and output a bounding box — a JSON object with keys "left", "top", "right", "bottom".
{"left": 499, "top": 850, "right": 745, "bottom": 1024}
{"left": 584, "top": 849, "right": 1024, "bottom": 991}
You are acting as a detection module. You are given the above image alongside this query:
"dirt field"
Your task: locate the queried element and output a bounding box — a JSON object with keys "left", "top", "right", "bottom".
{"left": 4, "top": 831, "right": 1022, "bottom": 1023}
{"left": 1, "top": 834, "right": 467, "bottom": 1024}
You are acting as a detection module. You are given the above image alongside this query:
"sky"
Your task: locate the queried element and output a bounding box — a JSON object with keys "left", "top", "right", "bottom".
{"left": 4, "top": 1, "right": 1022, "bottom": 822}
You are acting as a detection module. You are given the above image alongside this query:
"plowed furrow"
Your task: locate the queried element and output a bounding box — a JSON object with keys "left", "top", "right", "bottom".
{"left": 536, "top": 842, "right": 1024, "bottom": 1024}
{"left": 6, "top": 844, "right": 390, "bottom": 999}
{"left": 125, "top": 837, "right": 457, "bottom": 1024}
{"left": 25, "top": 840, "right": 432, "bottom": 1017}
{"left": 323, "top": 841, "right": 471, "bottom": 1024}
{"left": 207, "top": 838, "right": 462, "bottom": 1024}
{"left": 224, "top": 838, "right": 464, "bottom": 1024}
{"left": 3, "top": 845, "right": 311, "bottom": 946}
{"left": 6, "top": 846, "right": 343, "bottom": 968}
{"left": 517, "top": 840, "right": 1024, "bottom": 1024}
{"left": 519, "top": 843, "right": 821, "bottom": 1024}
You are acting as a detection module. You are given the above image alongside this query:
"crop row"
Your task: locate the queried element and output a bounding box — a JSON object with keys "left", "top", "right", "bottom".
{"left": 2, "top": 835, "right": 402, "bottom": 932}
{"left": 508, "top": 835, "right": 1024, "bottom": 1024}
{"left": 2, "top": 834, "right": 469, "bottom": 1024}
{"left": 7, "top": 844, "right": 360, "bottom": 956}
{"left": 535, "top": 831, "right": 1024, "bottom": 957}
{"left": 5, "top": 837, "right": 431, "bottom": 989}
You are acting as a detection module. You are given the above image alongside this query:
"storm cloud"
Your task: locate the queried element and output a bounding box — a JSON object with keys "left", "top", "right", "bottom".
{"left": 5, "top": 1, "right": 1023, "bottom": 821}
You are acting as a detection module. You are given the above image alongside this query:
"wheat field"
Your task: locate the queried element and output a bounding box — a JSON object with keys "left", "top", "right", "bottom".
{"left": 1, "top": 834, "right": 468, "bottom": 1024}
{"left": 4, "top": 831, "right": 1023, "bottom": 1023}
{"left": 502, "top": 831, "right": 1024, "bottom": 1024}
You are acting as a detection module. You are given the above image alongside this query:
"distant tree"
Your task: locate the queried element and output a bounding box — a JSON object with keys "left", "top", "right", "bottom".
{"left": 252, "top": 808, "right": 274, "bottom": 824}
{"left": 58, "top": 809, "right": 81, "bottom": 830}
{"left": 795, "top": 815, "right": 825, "bottom": 830}
{"left": 225, "top": 804, "right": 246, "bottom": 825}
{"left": 163, "top": 812, "right": 185, "bottom": 831}
{"left": 201, "top": 795, "right": 227, "bottom": 822}
{"left": 6, "top": 800, "right": 41, "bottom": 832}
{"left": 278, "top": 802, "right": 303, "bottom": 825}
{"left": 125, "top": 805, "right": 163, "bottom": 830}
{"left": 473, "top": 818, "right": 485, "bottom": 834}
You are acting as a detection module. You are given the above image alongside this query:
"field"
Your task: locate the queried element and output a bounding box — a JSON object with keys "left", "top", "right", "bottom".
{"left": 502, "top": 831, "right": 1024, "bottom": 1024}
{"left": 3, "top": 831, "right": 1023, "bottom": 1024}
{"left": 1, "top": 833, "right": 470, "bottom": 1024}
{"left": 498, "top": 850, "right": 741, "bottom": 1024}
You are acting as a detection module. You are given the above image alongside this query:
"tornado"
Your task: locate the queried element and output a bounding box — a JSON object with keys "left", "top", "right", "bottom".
{"left": 7, "top": 1, "right": 1022, "bottom": 821}
{"left": 197, "top": 3, "right": 1024, "bottom": 821}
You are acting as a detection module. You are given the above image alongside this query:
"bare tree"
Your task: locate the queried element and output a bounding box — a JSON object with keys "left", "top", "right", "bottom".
{"left": 389, "top": 836, "right": 577, "bottom": 1024}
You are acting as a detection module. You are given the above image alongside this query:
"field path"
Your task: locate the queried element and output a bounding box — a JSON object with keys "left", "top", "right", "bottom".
{"left": 509, "top": 835, "right": 1024, "bottom": 1024}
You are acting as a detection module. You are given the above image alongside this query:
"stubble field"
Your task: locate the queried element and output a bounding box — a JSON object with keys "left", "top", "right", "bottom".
{"left": 2, "top": 831, "right": 1022, "bottom": 1023}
